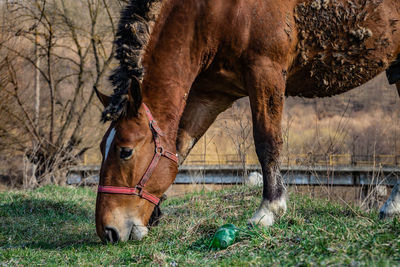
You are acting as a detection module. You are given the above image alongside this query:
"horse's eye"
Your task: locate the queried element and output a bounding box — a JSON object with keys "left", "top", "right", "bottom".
{"left": 120, "top": 147, "right": 133, "bottom": 160}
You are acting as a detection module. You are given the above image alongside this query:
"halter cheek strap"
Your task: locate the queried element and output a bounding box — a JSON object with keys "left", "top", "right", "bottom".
{"left": 97, "top": 103, "right": 178, "bottom": 205}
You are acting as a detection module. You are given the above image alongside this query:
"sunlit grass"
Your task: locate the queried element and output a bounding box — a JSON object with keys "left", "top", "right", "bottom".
{"left": 1, "top": 185, "right": 400, "bottom": 266}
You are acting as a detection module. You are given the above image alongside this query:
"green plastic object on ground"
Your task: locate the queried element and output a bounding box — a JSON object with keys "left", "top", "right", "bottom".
{"left": 210, "top": 224, "right": 239, "bottom": 249}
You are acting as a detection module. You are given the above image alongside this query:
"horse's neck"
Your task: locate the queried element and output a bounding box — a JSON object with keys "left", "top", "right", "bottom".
{"left": 141, "top": 0, "right": 203, "bottom": 145}
{"left": 141, "top": 81, "right": 189, "bottom": 144}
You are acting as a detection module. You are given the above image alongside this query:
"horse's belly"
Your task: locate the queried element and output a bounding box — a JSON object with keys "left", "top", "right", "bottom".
{"left": 286, "top": 0, "right": 399, "bottom": 97}
{"left": 285, "top": 61, "right": 388, "bottom": 98}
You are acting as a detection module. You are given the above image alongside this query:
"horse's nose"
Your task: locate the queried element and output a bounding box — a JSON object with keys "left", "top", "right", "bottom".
{"left": 104, "top": 226, "right": 120, "bottom": 243}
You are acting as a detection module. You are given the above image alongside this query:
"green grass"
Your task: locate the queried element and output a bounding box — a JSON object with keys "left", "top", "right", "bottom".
{"left": 1, "top": 185, "right": 400, "bottom": 266}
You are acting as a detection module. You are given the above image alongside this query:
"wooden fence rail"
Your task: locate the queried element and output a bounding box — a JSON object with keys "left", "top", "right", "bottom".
{"left": 182, "top": 154, "right": 400, "bottom": 167}
{"left": 66, "top": 164, "right": 400, "bottom": 186}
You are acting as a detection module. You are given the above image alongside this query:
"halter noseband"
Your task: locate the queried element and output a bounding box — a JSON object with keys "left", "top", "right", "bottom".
{"left": 97, "top": 103, "right": 178, "bottom": 205}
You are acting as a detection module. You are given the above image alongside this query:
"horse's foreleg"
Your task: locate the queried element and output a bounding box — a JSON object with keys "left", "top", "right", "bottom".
{"left": 246, "top": 58, "right": 287, "bottom": 227}
{"left": 396, "top": 82, "right": 400, "bottom": 97}
{"left": 177, "top": 90, "right": 237, "bottom": 164}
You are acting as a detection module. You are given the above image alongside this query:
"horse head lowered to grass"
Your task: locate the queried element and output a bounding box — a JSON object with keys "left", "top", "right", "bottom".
{"left": 95, "top": 0, "right": 400, "bottom": 242}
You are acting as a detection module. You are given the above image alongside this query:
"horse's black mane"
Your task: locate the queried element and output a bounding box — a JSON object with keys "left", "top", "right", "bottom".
{"left": 102, "top": 0, "right": 162, "bottom": 122}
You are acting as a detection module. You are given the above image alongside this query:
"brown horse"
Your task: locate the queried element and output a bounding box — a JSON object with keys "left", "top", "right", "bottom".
{"left": 94, "top": 0, "right": 400, "bottom": 242}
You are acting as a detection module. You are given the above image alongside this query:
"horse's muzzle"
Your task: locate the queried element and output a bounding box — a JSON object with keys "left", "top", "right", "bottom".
{"left": 102, "top": 219, "right": 149, "bottom": 243}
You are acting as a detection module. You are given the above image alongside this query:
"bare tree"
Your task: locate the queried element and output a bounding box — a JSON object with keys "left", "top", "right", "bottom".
{"left": 0, "top": 0, "right": 124, "bottom": 186}
{"left": 223, "top": 99, "right": 254, "bottom": 176}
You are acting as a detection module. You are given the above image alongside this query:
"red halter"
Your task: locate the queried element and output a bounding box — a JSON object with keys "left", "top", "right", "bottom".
{"left": 97, "top": 103, "right": 179, "bottom": 205}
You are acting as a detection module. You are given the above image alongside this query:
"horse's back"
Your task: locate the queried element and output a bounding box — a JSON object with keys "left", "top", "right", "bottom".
{"left": 285, "top": 0, "right": 400, "bottom": 97}
{"left": 198, "top": 0, "right": 399, "bottom": 97}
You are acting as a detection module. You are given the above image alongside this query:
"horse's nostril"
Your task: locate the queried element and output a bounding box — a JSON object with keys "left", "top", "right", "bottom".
{"left": 104, "top": 226, "right": 120, "bottom": 243}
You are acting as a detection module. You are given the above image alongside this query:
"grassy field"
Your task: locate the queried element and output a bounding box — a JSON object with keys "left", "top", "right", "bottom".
{"left": 1, "top": 185, "right": 400, "bottom": 266}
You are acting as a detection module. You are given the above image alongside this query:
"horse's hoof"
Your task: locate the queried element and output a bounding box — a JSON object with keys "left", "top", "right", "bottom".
{"left": 248, "top": 207, "right": 275, "bottom": 227}
{"left": 249, "top": 196, "right": 287, "bottom": 227}
{"left": 379, "top": 210, "right": 387, "bottom": 220}
{"left": 379, "top": 207, "right": 399, "bottom": 220}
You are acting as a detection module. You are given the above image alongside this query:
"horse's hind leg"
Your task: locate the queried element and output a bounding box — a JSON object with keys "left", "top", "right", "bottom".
{"left": 246, "top": 58, "right": 287, "bottom": 227}
{"left": 177, "top": 89, "right": 237, "bottom": 164}
{"left": 379, "top": 81, "right": 400, "bottom": 219}
{"left": 380, "top": 182, "right": 400, "bottom": 219}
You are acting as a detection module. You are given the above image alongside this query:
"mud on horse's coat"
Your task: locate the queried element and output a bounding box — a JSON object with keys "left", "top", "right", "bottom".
{"left": 95, "top": 0, "right": 400, "bottom": 242}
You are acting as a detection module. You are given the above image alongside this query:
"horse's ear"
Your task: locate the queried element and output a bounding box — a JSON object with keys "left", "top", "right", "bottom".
{"left": 94, "top": 86, "right": 111, "bottom": 108}
{"left": 127, "top": 77, "right": 142, "bottom": 116}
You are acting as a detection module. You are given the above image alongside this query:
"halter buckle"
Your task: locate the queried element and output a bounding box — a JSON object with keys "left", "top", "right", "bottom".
{"left": 135, "top": 185, "right": 143, "bottom": 197}
{"left": 155, "top": 146, "right": 164, "bottom": 155}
